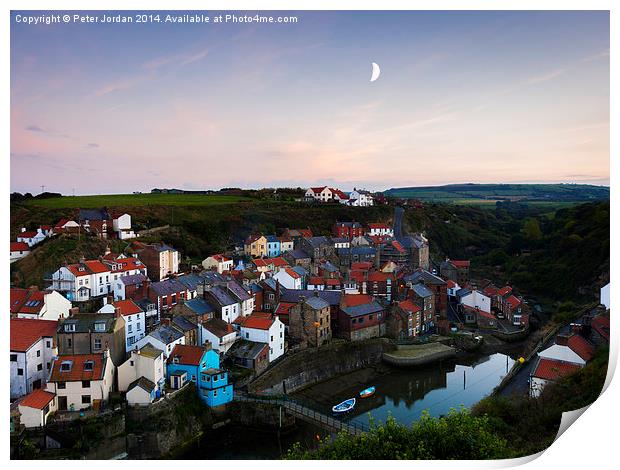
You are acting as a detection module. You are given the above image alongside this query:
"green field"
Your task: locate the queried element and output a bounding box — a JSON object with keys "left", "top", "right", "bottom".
{"left": 23, "top": 193, "right": 255, "bottom": 208}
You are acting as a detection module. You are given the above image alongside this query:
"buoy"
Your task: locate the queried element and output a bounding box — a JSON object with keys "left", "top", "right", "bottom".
{"left": 518, "top": 357, "right": 525, "bottom": 364}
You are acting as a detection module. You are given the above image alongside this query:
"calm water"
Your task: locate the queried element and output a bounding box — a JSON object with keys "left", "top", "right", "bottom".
{"left": 185, "top": 353, "right": 514, "bottom": 459}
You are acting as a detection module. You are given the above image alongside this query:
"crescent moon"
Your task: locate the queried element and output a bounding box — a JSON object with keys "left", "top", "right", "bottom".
{"left": 370, "top": 62, "right": 381, "bottom": 82}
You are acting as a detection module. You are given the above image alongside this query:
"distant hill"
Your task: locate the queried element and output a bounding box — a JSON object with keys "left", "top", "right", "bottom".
{"left": 384, "top": 183, "right": 609, "bottom": 204}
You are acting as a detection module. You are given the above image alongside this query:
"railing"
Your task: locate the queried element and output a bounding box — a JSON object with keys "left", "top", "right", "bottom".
{"left": 234, "top": 393, "right": 369, "bottom": 435}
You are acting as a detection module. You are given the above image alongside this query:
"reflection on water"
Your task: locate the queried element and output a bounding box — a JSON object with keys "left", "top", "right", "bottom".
{"left": 296, "top": 353, "right": 515, "bottom": 428}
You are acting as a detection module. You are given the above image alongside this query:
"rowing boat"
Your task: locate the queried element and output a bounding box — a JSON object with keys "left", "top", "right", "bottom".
{"left": 359, "top": 386, "right": 376, "bottom": 398}
{"left": 332, "top": 398, "right": 356, "bottom": 413}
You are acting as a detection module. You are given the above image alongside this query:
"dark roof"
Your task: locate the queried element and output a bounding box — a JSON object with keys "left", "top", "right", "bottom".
{"left": 341, "top": 300, "right": 384, "bottom": 318}
{"left": 411, "top": 283, "right": 433, "bottom": 298}
{"left": 227, "top": 339, "right": 268, "bottom": 360}
{"left": 291, "top": 266, "right": 308, "bottom": 277}
{"left": 199, "top": 271, "right": 227, "bottom": 284}
{"left": 128, "top": 376, "right": 156, "bottom": 393}
{"left": 120, "top": 273, "right": 148, "bottom": 286}
{"left": 202, "top": 318, "right": 235, "bottom": 337}
{"left": 287, "top": 249, "right": 310, "bottom": 260}
{"left": 78, "top": 208, "right": 110, "bottom": 221}
{"left": 172, "top": 315, "right": 197, "bottom": 332}
{"left": 58, "top": 314, "right": 117, "bottom": 335}
{"left": 303, "top": 296, "right": 330, "bottom": 310}
{"left": 280, "top": 288, "right": 342, "bottom": 306}
{"left": 208, "top": 286, "right": 237, "bottom": 307}
{"left": 265, "top": 235, "right": 279, "bottom": 243}
{"left": 249, "top": 283, "right": 263, "bottom": 294}
{"left": 226, "top": 281, "right": 251, "bottom": 302}
{"left": 149, "top": 325, "right": 184, "bottom": 344}
{"left": 455, "top": 288, "right": 472, "bottom": 299}
{"left": 184, "top": 298, "right": 216, "bottom": 316}
{"left": 304, "top": 236, "right": 331, "bottom": 249}
{"left": 177, "top": 273, "right": 203, "bottom": 291}
{"left": 403, "top": 269, "right": 446, "bottom": 286}
{"left": 151, "top": 278, "right": 187, "bottom": 296}
{"left": 338, "top": 246, "right": 377, "bottom": 257}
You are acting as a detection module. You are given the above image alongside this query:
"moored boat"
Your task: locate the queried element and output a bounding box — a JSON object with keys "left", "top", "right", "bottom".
{"left": 332, "top": 398, "right": 356, "bottom": 413}
{"left": 359, "top": 386, "right": 376, "bottom": 398}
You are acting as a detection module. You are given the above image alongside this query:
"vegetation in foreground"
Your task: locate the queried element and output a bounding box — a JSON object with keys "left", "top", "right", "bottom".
{"left": 286, "top": 347, "right": 608, "bottom": 459}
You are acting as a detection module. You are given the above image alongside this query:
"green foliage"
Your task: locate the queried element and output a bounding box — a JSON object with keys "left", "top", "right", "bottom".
{"left": 522, "top": 218, "right": 542, "bottom": 241}
{"left": 285, "top": 409, "right": 510, "bottom": 460}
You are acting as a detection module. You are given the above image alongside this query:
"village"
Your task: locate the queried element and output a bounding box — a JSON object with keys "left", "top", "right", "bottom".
{"left": 9, "top": 187, "right": 611, "bottom": 452}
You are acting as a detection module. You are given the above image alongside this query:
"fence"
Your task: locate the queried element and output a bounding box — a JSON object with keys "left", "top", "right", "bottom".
{"left": 234, "top": 393, "right": 369, "bottom": 436}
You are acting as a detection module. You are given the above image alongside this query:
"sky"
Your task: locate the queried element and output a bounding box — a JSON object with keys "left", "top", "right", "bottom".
{"left": 10, "top": 10, "right": 610, "bottom": 195}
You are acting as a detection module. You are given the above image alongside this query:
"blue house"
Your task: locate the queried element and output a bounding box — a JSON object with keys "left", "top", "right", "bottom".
{"left": 265, "top": 235, "right": 281, "bottom": 257}
{"left": 167, "top": 344, "right": 233, "bottom": 407}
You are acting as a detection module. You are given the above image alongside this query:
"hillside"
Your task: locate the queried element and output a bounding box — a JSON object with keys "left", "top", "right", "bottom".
{"left": 385, "top": 183, "right": 609, "bottom": 205}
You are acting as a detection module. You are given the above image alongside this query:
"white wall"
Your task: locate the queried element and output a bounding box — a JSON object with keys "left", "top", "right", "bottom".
{"left": 118, "top": 350, "right": 164, "bottom": 392}
{"left": 240, "top": 317, "right": 284, "bottom": 362}
{"left": 19, "top": 398, "right": 57, "bottom": 428}
{"left": 460, "top": 291, "right": 491, "bottom": 314}
{"left": 126, "top": 386, "right": 152, "bottom": 406}
{"left": 601, "top": 283, "right": 610, "bottom": 309}
{"left": 538, "top": 345, "right": 586, "bottom": 366}
{"left": 10, "top": 337, "right": 56, "bottom": 399}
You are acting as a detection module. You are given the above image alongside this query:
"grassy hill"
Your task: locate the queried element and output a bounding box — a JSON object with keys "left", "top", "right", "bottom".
{"left": 385, "top": 183, "right": 609, "bottom": 205}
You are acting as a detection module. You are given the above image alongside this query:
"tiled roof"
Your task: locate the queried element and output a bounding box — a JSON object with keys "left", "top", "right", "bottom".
{"left": 287, "top": 249, "right": 310, "bottom": 259}
{"left": 341, "top": 301, "right": 384, "bottom": 318}
{"left": 150, "top": 278, "right": 187, "bottom": 297}
{"left": 368, "top": 223, "right": 391, "bottom": 229}
{"left": 226, "top": 281, "right": 252, "bottom": 302}
{"left": 506, "top": 295, "right": 521, "bottom": 309}
{"left": 498, "top": 286, "right": 512, "bottom": 296}
{"left": 351, "top": 262, "right": 373, "bottom": 271}
{"left": 532, "top": 358, "right": 581, "bottom": 381}
{"left": 176, "top": 273, "right": 204, "bottom": 291}
{"left": 238, "top": 313, "right": 275, "bottom": 330}
{"left": 19, "top": 389, "right": 56, "bottom": 410}
{"left": 343, "top": 294, "right": 374, "bottom": 307}
{"left": 184, "top": 298, "right": 216, "bottom": 316}
{"left": 11, "top": 242, "right": 30, "bottom": 251}
{"left": 11, "top": 318, "right": 57, "bottom": 352}
{"left": 591, "top": 315, "right": 610, "bottom": 341}
{"left": 367, "top": 271, "right": 394, "bottom": 282}
{"left": 412, "top": 283, "right": 433, "bottom": 298}
{"left": 398, "top": 299, "right": 421, "bottom": 314}
{"left": 19, "top": 230, "right": 40, "bottom": 238}
{"left": 567, "top": 335, "right": 595, "bottom": 361}
{"left": 228, "top": 339, "right": 268, "bottom": 360}
{"left": 304, "top": 295, "right": 330, "bottom": 310}
{"left": 10, "top": 288, "right": 45, "bottom": 314}
{"left": 113, "top": 299, "right": 143, "bottom": 316}
{"left": 451, "top": 260, "right": 470, "bottom": 268}
{"left": 149, "top": 325, "right": 184, "bottom": 344}
{"left": 280, "top": 289, "right": 341, "bottom": 306}
{"left": 208, "top": 286, "right": 237, "bottom": 307}
{"left": 106, "top": 257, "right": 144, "bottom": 273}
{"left": 202, "top": 318, "right": 235, "bottom": 337}
{"left": 172, "top": 315, "right": 197, "bottom": 332}
{"left": 283, "top": 267, "right": 301, "bottom": 279}
{"left": 275, "top": 302, "right": 296, "bottom": 315}
{"left": 49, "top": 353, "right": 106, "bottom": 382}
{"left": 483, "top": 285, "right": 498, "bottom": 296}
{"left": 167, "top": 344, "right": 206, "bottom": 366}
{"left": 308, "top": 277, "right": 324, "bottom": 285}
{"left": 447, "top": 280, "right": 457, "bottom": 289}
{"left": 128, "top": 376, "right": 156, "bottom": 393}
{"left": 58, "top": 313, "right": 117, "bottom": 334}
{"left": 403, "top": 269, "right": 446, "bottom": 286}
{"left": 120, "top": 273, "right": 148, "bottom": 286}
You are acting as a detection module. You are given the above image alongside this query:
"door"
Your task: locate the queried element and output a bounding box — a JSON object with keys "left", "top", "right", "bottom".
{"left": 32, "top": 379, "right": 42, "bottom": 390}
{"left": 58, "top": 396, "right": 68, "bottom": 411}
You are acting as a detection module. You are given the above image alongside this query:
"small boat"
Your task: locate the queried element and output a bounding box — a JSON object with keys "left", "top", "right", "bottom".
{"left": 332, "top": 398, "right": 356, "bottom": 414}
{"left": 359, "top": 386, "right": 376, "bottom": 398}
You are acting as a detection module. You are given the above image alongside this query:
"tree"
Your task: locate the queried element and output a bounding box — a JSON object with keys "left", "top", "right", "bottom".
{"left": 522, "top": 218, "right": 542, "bottom": 241}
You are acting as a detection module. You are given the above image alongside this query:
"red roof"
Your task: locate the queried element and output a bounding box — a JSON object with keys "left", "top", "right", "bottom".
{"left": 399, "top": 299, "right": 421, "bottom": 314}
{"left": 11, "top": 242, "right": 30, "bottom": 252}
{"left": 50, "top": 354, "right": 106, "bottom": 382}
{"left": 533, "top": 358, "right": 581, "bottom": 381}
{"left": 351, "top": 262, "right": 372, "bottom": 271}
{"left": 298, "top": 229, "right": 313, "bottom": 238}
{"left": 10, "top": 318, "right": 57, "bottom": 352}
{"left": 308, "top": 277, "right": 324, "bottom": 285}
{"left": 498, "top": 286, "right": 512, "bottom": 296}
{"left": 391, "top": 240, "right": 406, "bottom": 253}
{"left": 113, "top": 299, "right": 143, "bottom": 316}
{"left": 506, "top": 295, "right": 521, "bottom": 309}
{"left": 212, "top": 254, "right": 231, "bottom": 262}
{"left": 237, "top": 313, "right": 275, "bottom": 330}
{"left": 331, "top": 189, "right": 349, "bottom": 199}
{"left": 591, "top": 316, "right": 610, "bottom": 342}
{"left": 167, "top": 344, "right": 206, "bottom": 366}
{"left": 271, "top": 257, "right": 288, "bottom": 268}
{"left": 567, "top": 335, "right": 595, "bottom": 361}
{"left": 483, "top": 285, "right": 498, "bottom": 297}
{"left": 10, "top": 288, "right": 29, "bottom": 314}
{"left": 19, "top": 230, "right": 39, "bottom": 238}
{"left": 20, "top": 389, "right": 56, "bottom": 410}
{"left": 367, "top": 271, "right": 395, "bottom": 282}
{"left": 368, "top": 223, "right": 390, "bottom": 230}
{"left": 107, "top": 257, "right": 144, "bottom": 273}
{"left": 451, "top": 260, "right": 470, "bottom": 268}
{"left": 283, "top": 267, "right": 300, "bottom": 279}
{"left": 275, "top": 302, "right": 295, "bottom": 315}
{"left": 10, "top": 287, "right": 46, "bottom": 315}
{"left": 342, "top": 294, "right": 374, "bottom": 307}
{"left": 326, "top": 278, "right": 341, "bottom": 286}
{"left": 447, "top": 280, "right": 457, "bottom": 289}
{"left": 309, "top": 186, "right": 327, "bottom": 193}
{"left": 66, "top": 260, "right": 109, "bottom": 276}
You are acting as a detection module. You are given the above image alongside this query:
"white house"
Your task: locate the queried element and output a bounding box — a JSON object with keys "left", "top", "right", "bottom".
{"left": 98, "top": 299, "right": 146, "bottom": 352}
{"left": 200, "top": 318, "right": 239, "bottom": 354}
{"left": 446, "top": 280, "right": 461, "bottom": 298}
{"left": 126, "top": 378, "right": 158, "bottom": 406}
{"left": 10, "top": 318, "right": 58, "bottom": 400}
{"left": 51, "top": 260, "right": 111, "bottom": 301}
{"left": 117, "top": 344, "right": 165, "bottom": 396}
{"left": 273, "top": 267, "right": 303, "bottom": 290}
{"left": 600, "top": 283, "right": 610, "bottom": 309}
{"left": 45, "top": 352, "right": 115, "bottom": 411}
{"left": 112, "top": 273, "right": 149, "bottom": 301}
{"left": 236, "top": 313, "right": 285, "bottom": 362}
{"left": 206, "top": 286, "right": 241, "bottom": 323}
{"left": 112, "top": 213, "right": 136, "bottom": 239}
{"left": 18, "top": 389, "right": 57, "bottom": 428}
{"left": 305, "top": 186, "right": 334, "bottom": 202}
{"left": 10, "top": 242, "right": 30, "bottom": 263}
{"left": 17, "top": 228, "right": 47, "bottom": 247}
{"left": 134, "top": 325, "right": 186, "bottom": 359}
{"left": 349, "top": 190, "right": 374, "bottom": 207}
{"left": 367, "top": 223, "right": 393, "bottom": 237}
{"left": 10, "top": 288, "right": 72, "bottom": 321}
{"left": 202, "top": 254, "right": 234, "bottom": 274}
{"left": 459, "top": 290, "right": 491, "bottom": 314}
{"left": 529, "top": 357, "right": 581, "bottom": 398}
{"left": 538, "top": 334, "right": 594, "bottom": 366}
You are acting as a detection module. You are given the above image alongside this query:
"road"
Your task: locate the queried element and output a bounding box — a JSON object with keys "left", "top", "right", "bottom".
{"left": 393, "top": 206, "right": 405, "bottom": 238}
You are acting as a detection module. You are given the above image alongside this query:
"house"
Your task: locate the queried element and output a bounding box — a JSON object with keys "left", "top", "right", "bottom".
{"left": 46, "top": 352, "right": 115, "bottom": 411}
{"left": 459, "top": 289, "right": 491, "bottom": 314}
{"left": 204, "top": 285, "right": 241, "bottom": 323}
{"left": 17, "top": 227, "right": 47, "bottom": 247}
{"left": 149, "top": 278, "right": 190, "bottom": 315}
{"left": 57, "top": 311, "right": 126, "bottom": 366}
{"left": 10, "top": 242, "right": 30, "bottom": 262}
{"left": 336, "top": 246, "right": 377, "bottom": 269}
{"left": 176, "top": 273, "right": 203, "bottom": 300}
{"left": 333, "top": 222, "right": 365, "bottom": 239}
{"left": 99, "top": 299, "right": 146, "bottom": 353}
{"left": 199, "top": 318, "right": 238, "bottom": 354}
{"left": 590, "top": 315, "right": 610, "bottom": 345}
{"left": 273, "top": 301, "right": 296, "bottom": 328}
{"left": 410, "top": 283, "right": 435, "bottom": 333}
{"left": 331, "top": 188, "right": 350, "bottom": 204}
{"left": 283, "top": 249, "right": 312, "bottom": 270}
{"left": 167, "top": 344, "right": 233, "bottom": 407}
{"left": 224, "top": 280, "right": 255, "bottom": 317}
{"left": 134, "top": 324, "right": 185, "bottom": 359}
{"left": 234, "top": 313, "right": 285, "bottom": 362}
{"left": 202, "top": 254, "right": 234, "bottom": 274}
{"left": 112, "top": 273, "right": 150, "bottom": 302}
{"left": 117, "top": 343, "right": 165, "bottom": 403}
{"left": 289, "top": 293, "right": 332, "bottom": 348}
{"left": 111, "top": 212, "right": 136, "bottom": 239}
{"left": 278, "top": 236, "right": 294, "bottom": 253}
{"left": 332, "top": 237, "right": 350, "bottom": 249}
{"left": 538, "top": 334, "right": 594, "bottom": 366}
{"left": 387, "top": 299, "right": 422, "bottom": 339}
{"left": 304, "top": 186, "right": 334, "bottom": 203}
{"left": 356, "top": 271, "right": 395, "bottom": 302}
{"left": 171, "top": 315, "right": 198, "bottom": 346}
{"left": 401, "top": 269, "right": 448, "bottom": 321}
{"left": 367, "top": 223, "right": 393, "bottom": 238}
{"left": 134, "top": 242, "right": 179, "bottom": 281}
{"left": 380, "top": 240, "right": 409, "bottom": 266}
{"left": 280, "top": 288, "right": 343, "bottom": 335}
{"left": 281, "top": 228, "right": 313, "bottom": 248}
{"left": 265, "top": 235, "right": 281, "bottom": 257}
{"left": 18, "top": 389, "right": 57, "bottom": 428}
{"left": 78, "top": 208, "right": 112, "bottom": 238}
{"left": 338, "top": 294, "right": 385, "bottom": 341}
{"left": 10, "top": 287, "right": 72, "bottom": 320}
{"left": 396, "top": 234, "right": 430, "bottom": 270}
{"left": 227, "top": 340, "right": 270, "bottom": 374}
{"left": 53, "top": 218, "right": 80, "bottom": 234}
{"left": 273, "top": 267, "right": 304, "bottom": 290}
{"left": 529, "top": 357, "right": 581, "bottom": 398}
{"left": 302, "top": 236, "right": 335, "bottom": 261}
{"left": 10, "top": 318, "right": 58, "bottom": 399}
{"left": 51, "top": 260, "right": 112, "bottom": 301}
{"left": 440, "top": 259, "right": 470, "bottom": 285}
{"left": 126, "top": 377, "right": 158, "bottom": 406}
{"left": 244, "top": 234, "right": 267, "bottom": 258}
{"left": 171, "top": 297, "right": 216, "bottom": 329}
{"left": 348, "top": 189, "right": 374, "bottom": 206}
{"left": 447, "top": 280, "right": 461, "bottom": 298}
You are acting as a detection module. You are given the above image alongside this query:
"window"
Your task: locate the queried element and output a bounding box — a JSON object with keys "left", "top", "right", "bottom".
{"left": 10, "top": 354, "right": 17, "bottom": 362}
{"left": 47, "top": 362, "right": 51, "bottom": 370}
{"left": 280, "top": 332, "right": 283, "bottom": 338}
{"left": 270, "top": 335, "right": 274, "bottom": 342}
{"left": 94, "top": 321, "right": 106, "bottom": 332}
{"left": 81, "top": 395, "right": 91, "bottom": 404}
{"left": 369, "top": 315, "right": 373, "bottom": 321}
{"left": 128, "top": 315, "right": 132, "bottom": 322}
{"left": 220, "top": 373, "right": 225, "bottom": 380}
{"left": 57, "top": 382, "right": 66, "bottom": 389}
{"left": 128, "top": 324, "right": 133, "bottom": 333}
{"left": 37, "top": 350, "right": 41, "bottom": 357}
{"left": 60, "top": 361, "right": 72, "bottom": 372}
{"left": 82, "top": 380, "right": 90, "bottom": 388}
{"left": 137, "top": 323, "right": 141, "bottom": 331}
{"left": 37, "top": 364, "right": 43, "bottom": 371}
{"left": 191, "top": 375, "right": 196, "bottom": 381}
{"left": 46, "top": 340, "right": 51, "bottom": 348}
{"left": 67, "top": 338, "right": 72, "bottom": 348}
{"left": 64, "top": 323, "right": 76, "bottom": 332}
{"left": 213, "top": 389, "right": 218, "bottom": 397}
{"left": 94, "top": 338, "right": 102, "bottom": 350}
{"left": 245, "top": 332, "right": 249, "bottom": 339}
{"left": 84, "top": 360, "right": 94, "bottom": 372}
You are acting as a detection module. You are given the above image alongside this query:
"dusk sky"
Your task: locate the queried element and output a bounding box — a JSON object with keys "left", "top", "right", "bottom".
{"left": 10, "top": 10, "right": 609, "bottom": 195}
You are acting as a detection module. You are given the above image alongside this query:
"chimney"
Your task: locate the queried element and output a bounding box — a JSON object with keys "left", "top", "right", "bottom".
{"left": 104, "top": 245, "right": 111, "bottom": 256}
{"left": 21, "top": 227, "right": 26, "bottom": 233}
{"left": 570, "top": 323, "right": 582, "bottom": 335}
{"left": 114, "top": 307, "right": 122, "bottom": 318}
{"left": 556, "top": 335, "right": 570, "bottom": 346}
{"left": 69, "top": 306, "right": 80, "bottom": 317}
